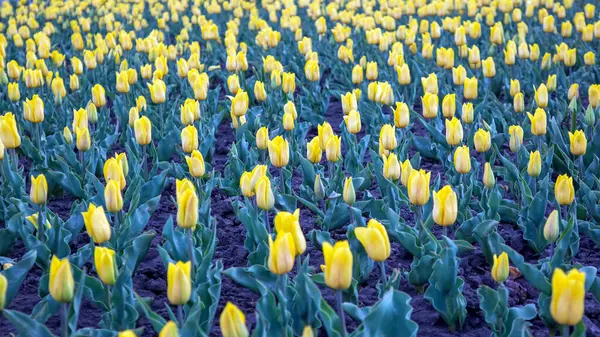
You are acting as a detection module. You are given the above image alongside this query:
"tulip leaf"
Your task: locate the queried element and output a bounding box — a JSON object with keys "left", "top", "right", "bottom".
{"left": 223, "top": 265, "right": 277, "bottom": 294}
{"left": 357, "top": 289, "right": 418, "bottom": 337}
{"left": 2, "top": 309, "right": 55, "bottom": 337}
{"left": 134, "top": 292, "right": 167, "bottom": 334}
{"left": 0, "top": 250, "right": 36, "bottom": 307}
{"left": 69, "top": 267, "right": 88, "bottom": 334}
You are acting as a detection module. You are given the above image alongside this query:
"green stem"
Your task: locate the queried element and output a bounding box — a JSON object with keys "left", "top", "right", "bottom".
{"left": 113, "top": 211, "right": 121, "bottom": 237}
{"left": 264, "top": 209, "right": 270, "bottom": 234}
{"left": 279, "top": 168, "right": 285, "bottom": 195}
{"left": 142, "top": 145, "right": 148, "bottom": 180}
{"left": 561, "top": 325, "right": 570, "bottom": 337}
{"left": 186, "top": 228, "right": 196, "bottom": 271}
{"left": 104, "top": 285, "right": 112, "bottom": 310}
{"left": 578, "top": 155, "right": 584, "bottom": 187}
{"left": 336, "top": 290, "right": 347, "bottom": 337}
{"left": 177, "top": 305, "right": 184, "bottom": 327}
{"left": 379, "top": 261, "right": 387, "bottom": 286}
{"left": 61, "top": 303, "right": 69, "bottom": 337}
{"left": 38, "top": 204, "right": 45, "bottom": 243}
{"left": 295, "top": 255, "right": 301, "bottom": 272}
{"left": 79, "top": 150, "right": 85, "bottom": 188}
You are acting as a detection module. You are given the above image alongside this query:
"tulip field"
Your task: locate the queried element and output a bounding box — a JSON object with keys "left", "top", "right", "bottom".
{"left": 3, "top": 0, "right": 600, "bottom": 336}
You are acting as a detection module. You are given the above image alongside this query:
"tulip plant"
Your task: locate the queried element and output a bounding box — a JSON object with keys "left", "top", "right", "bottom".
{"left": 2, "top": 0, "right": 600, "bottom": 336}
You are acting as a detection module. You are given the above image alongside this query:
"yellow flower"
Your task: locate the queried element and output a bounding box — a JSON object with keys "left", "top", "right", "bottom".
{"left": 355, "top": 219, "right": 391, "bottom": 262}
{"left": 148, "top": 79, "right": 167, "bottom": 104}
{"left": 343, "top": 110, "right": 361, "bottom": 134}
{"left": 70, "top": 74, "right": 80, "bottom": 91}
{"left": 220, "top": 302, "right": 248, "bottom": 337}
{"left": 445, "top": 117, "right": 463, "bottom": 146}
{"left": 408, "top": 169, "right": 431, "bottom": 205}
{"left": 462, "top": 103, "right": 474, "bottom": 124}
{"left": 0, "top": 113, "right": 21, "bottom": 149}
{"left": 63, "top": 127, "right": 73, "bottom": 145}
{"left": 0, "top": 273, "right": 6, "bottom": 310}
{"left": 452, "top": 65, "right": 466, "bottom": 85}
{"left": 304, "top": 59, "right": 320, "bottom": 82}
{"left": 482, "top": 57, "right": 496, "bottom": 77}
{"left": 256, "top": 176, "right": 275, "bottom": 210}
{"left": 527, "top": 108, "right": 547, "bottom": 136}
{"left": 274, "top": 209, "right": 305, "bottom": 255}
{"left": 302, "top": 326, "right": 314, "bottom": 337}
{"left": 326, "top": 135, "right": 342, "bottom": 163}
{"left": 510, "top": 80, "right": 521, "bottom": 97}
{"left": 513, "top": 92, "right": 525, "bottom": 113}
{"left": 91, "top": 84, "right": 107, "bottom": 108}
{"left": 7, "top": 60, "right": 21, "bottom": 80}
{"left": 379, "top": 124, "right": 397, "bottom": 151}
{"left": 569, "top": 84, "right": 580, "bottom": 101}
{"left": 352, "top": 65, "right": 363, "bottom": 84}
{"left": 116, "top": 71, "right": 130, "bottom": 93}
{"left": 30, "top": 174, "right": 48, "bottom": 205}
{"left": 104, "top": 157, "right": 126, "bottom": 190}
{"left": 441, "top": 94, "right": 456, "bottom": 118}
{"left": 134, "top": 116, "right": 152, "bottom": 145}
{"left": 230, "top": 90, "right": 249, "bottom": 117}
{"left": 104, "top": 180, "right": 123, "bottom": 213}
{"left": 177, "top": 59, "right": 189, "bottom": 78}
{"left": 76, "top": 127, "right": 91, "bottom": 152}
{"left": 474, "top": 129, "right": 491, "bottom": 153}
{"left": 544, "top": 210, "right": 560, "bottom": 243}
{"left": 343, "top": 177, "right": 356, "bottom": 205}
{"left": 432, "top": 185, "right": 458, "bottom": 226}
{"left": 464, "top": 77, "right": 478, "bottom": 100}
{"left": 49, "top": 256, "right": 74, "bottom": 303}
{"left": 268, "top": 230, "right": 297, "bottom": 277}
{"left": 383, "top": 153, "right": 401, "bottom": 181}
{"left": 118, "top": 331, "right": 137, "bottom": 337}
{"left": 397, "top": 63, "right": 411, "bottom": 85}
{"left": 254, "top": 81, "right": 267, "bottom": 102}
{"left": 393, "top": 102, "right": 409, "bottom": 128}
{"left": 341, "top": 92, "right": 358, "bottom": 114}
{"left": 268, "top": 136, "right": 290, "bottom": 168}
{"left": 228, "top": 74, "right": 240, "bottom": 94}
{"left": 555, "top": 174, "right": 575, "bottom": 206}
{"left": 167, "top": 261, "right": 192, "bottom": 305}
{"left": 568, "top": 130, "right": 587, "bottom": 156}
{"left": 421, "top": 73, "right": 438, "bottom": 94}
{"left": 282, "top": 72, "right": 296, "bottom": 95}
{"left": 8, "top": 82, "right": 20, "bottom": 102}
{"left": 483, "top": 163, "right": 495, "bottom": 188}
{"left": 590, "top": 85, "right": 600, "bottom": 109}
{"left": 509, "top": 125, "right": 524, "bottom": 153}
{"left": 534, "top": 84, "right": 548, "bottom": 108}
{"left": 306, "top": 137, "right": 322, "bottom": 164}
{"left": 181, "top": 125, "right": 199, "bottom": 153}
{"left": 454, "top": 25, "right": 466, "bottom": 46}
{"left": 94, "top": 246, "right": 117, "bottom": 285}
{"left": 159, "top": 321, "right": 179, "bottom": 337}
{"left": 400, "top": 159, "right": 413, "bottom": 187}
{"left": 321, "top": 240, "right": 353, "bottom": 290}
{"left": 584, "top": 52, "right": 596, "bottom": 66}
{"left": 551, "top": 268, "right": 586, "bottom": 326}
{"left": 491, "top": 252, "right": 510, "bottom": 283}
{"left": 177, "top": 188, "right": 199, "bottom": 229}
{"left": 82, "top": 204, "right": 111, "bottom": 244}
{"left": 186, "top": 150, "right": 206, "bottom": 178}
{"left": 454, "top": 146, "right": 471, "bottom": 174}
{"left": 366, "top": 62, "right": 378, "bottom": 81}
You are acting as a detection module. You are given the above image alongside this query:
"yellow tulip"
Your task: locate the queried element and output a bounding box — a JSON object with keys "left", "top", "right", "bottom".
{"left": 526, "top": 151, "right": 541, "bottom": 177}
{"left": 240, "top": 172, "right": 254, "bottom": 198}
{"left": 86, "top": 102, "right": 98, "bottom": 124}
{"left": 527, "top": 108, "right": 547, "bottom": 136}
{"left": 0, "top": 273, "right": 6, "bottom": 310}
{"left": 177, "top": 188, "right": 198, "bottom": 229}
{"left": 181, "top": 125, "right": 199, "bottom": 153}
{"left": 306, "top": 137, "right": 322, "bottom": 164}
{"left": 82, "top": 204, "right": 111, "bottom": 244}
{"left": 454, "top": 26, "right": 466, "bottom": 46}
{"left": 555, "top": 174, "right": 575, "bottom": 206}
{"left": 569, "top": 84, "right": 580, "bottom": 101}
{"left": 220, "top": 302, "right": 248, "bottom": 337}
{"left": 256, "top": 176, "right": 275, "bottom": 210}
{"left": 379, "top": 124, "right": 397, "bottom": 150}
{"left": 268, "top": 136, "right": 290, "bottom": 168}
{"left": 270, "top": 70, "right": 281, "bottom": 88}
{"left": 118, "top": 331, "right": 137, "bottom": 337}
{"left": 510, "top": 80, "right": 521, "bottom": 97}
{"left": 355, "top": 219, "right": 391, "bottom": 262}
{"left": 8, "top": 82, "right": 20, "bottom": 102}
{"left": 94, "top": 246, "right": 117, "bottom": 285}
{"left": 534, "top": 84, "right": 548, "bottom": 108}
{"left": 462, "top": 103, "right": 474, "bottom": 124}
{"left": 159, "top": 321, "right": 179, "bottom": 337}
{"left": 268, "top": 232, "right": 296, "bottom": 275}
{"left": 30, "top": 174, "right": 48, "bottom": 205}
{"left": 116, "top": 71, "right": 130, "bottom": 93}
{"left": 254, "top": 81, "right": 267, "bottom": 102}
{"left": 134, "top": 116, "right": 152, "bottom": 145}
{"left": 483, "top": 163, "right": 495, "bottom": 188}
{"left": 7, "top": 61, "right": 21, "bottom": 80}
{"left": 400, "top": 159, "right": 413, "bottom": 187}
{"left": 454, "top": 146, "right": 471, "bottom": 174}
{"left": 393, "top": 102, "right": 409, "bottom": 128}
{"left": 383, "top": 153, "right": 401, "bottom": 181}
{"left": 452, "top": 65, "right": 466, "bottom": 86}
{"left": 104, "top": 157, "right": 126, "bottom": 190}
{"left": 551, "top": 268, "right": 586, "bottom": 326}
{"left": 304, "top": 59, "right": 320, "bottom": 82}
{"left": 104, "top": 180, "right": 123, "bottom": 213}
{"left": 317, "top": 123, "right": 334, "bottom": 150}
{"left": 482, "top": 57, "right": 496, "bottom": 78}
{"left": 352, "top": 65, "right": 363, "bottom": 84}
{"left": 509, "top": 125, "right": 524, "bottom": 153}
{"left": 321, "top": 240, "right": 353, "bottom": 290}
{"left": 343, "top": 177, "right": 356, "bottom": 205}
{"left": 325, "top": 135, "right": 342, "bottom": 163}
{"left": 177, "top": 59, "right": 189, "bottom": 78}
{"left": 343, "top": 110, "right": 361, "bottom": 134}
{"left": 366, "top": 62, "right": 378, "bottom": 81}
{"left": 491, "top": 252, "right": 510, "bottom": 283}
{"left": 282, "top": 72, "right": 296, "bottom": 94}
{"left": 167, "top": 261, "right": 192, "bottom": 305}
{"left": 186, "top": 150, "right": 206, "bottom": 178}
{"left": 513, "top": 92, "right": 525, "bottom": 113}
{"left": 148, "top": 79, "right": 167, "bottom": 104}
{"left": 230, "top": 90, "right": 249, "bottom": 117}
{"left": 584, "top": 52, "right": 596, "bottom": 66}
{"left": 397, "top": 63, "right": 411, "bottom": 85}
{"left": 568, "top": 130, "right": 587, "bottom": 156}
{"left": 432, "top": 185, "right": 458, "bottom": 226}
{"left": 274, "top": 209, "right": 305, "bottom": 255}
{"left": 91, "top": 84, "right": 107, "bottom": 108}
{"left": 464, "top": 77, "right": 478, "bottom": 100}
{"left": 544, "top": 210, "right": 560, "bottom": 243}
{"left": 49, "top": 256, "right": 74, "bottom": 303}
{"left": 341, "top": 92, "right": 358, "bottom": 115}
{"left": 421, "top": 73, "right": 438, "bottom": 94}
{"left": 0, "top": 113, "right": 21, "bottom": 149}
{"left": 589, "top": 85, "right": 600, "bottom": 109}
{"left": 70, "top": 74, "right": 80, "bottom": 91}
{"left": 474, "top": 129, "right": 491, "bottom": 153}
{"left": 302, "top": 326, "right": 314, "bottom": 337}
{"left": 76, "top": 127, "right": 91, "bottom": 152}
{"left": 408, "top": 169, "right": 431, "bottom": 205}
{"left": 445, "top": 117, "right": 463, "bottom": 146}
{"left": 63, "top": 127, "right": 73, "bottom": 145}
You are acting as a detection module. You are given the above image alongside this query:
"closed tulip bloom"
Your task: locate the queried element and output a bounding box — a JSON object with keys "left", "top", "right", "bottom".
{"left": 0, "top": 273, "right": 6, "bottom": 310}
{"left": 268, "top": 232, "right": 296, "bottom": 275}
{"left": 302, "top": 326, "right": 314, "bottom": 337}
{"left": 220, "top": 302, "right": 248, "bottom": 337}
{"left": 0, "top": 113, "right": 21, "bottom": 149}
{"left": 482, "top": 57, "right": 496, "bottom": 77}
{"left": 383, "top": 153, "right": 401, "bottom": 181}
{"left": 49, "top": 256, "right": 74, "bottom": 303}
{"left": 551, "top": 268, "right": 586, "bottom": 326}
{"left": 304, "top": 59, "right": 320, "bottom": 82}
{"left": 116, "top": 71, "right": 130, "bottom": 93}
{"left": 7, "top": 61, "right": 21, "bottom": 80}
{"left": 527, "top": 108, "right": 547, "bottom": 136}
{"left": 282, "top": 111, "right": 295, "bottom": 131}
{"left": 118, "top": 331, "right": 137, "bottom": 337}
{"left": 254, "top": 81, "right": 267, "bottom": 102}
{"left": 343, "top": 110, "right": 361, "bottom": 134}
{"left": 355, "top": 219, "right": 391, "bottom": 262}
{"left": 252, "top": 128, "right": 268, "bottom": 152}
{"left": 397, "top": 63, "right": 411, "bottom": 85}
{"left": 534, "top": 84, "right": 548, "bottom": 108}
{"left": 268, "top": 136, "right": 290, "bottom": 168}
{"left": 87, "top": 102, "right": 98, "bottom": 124}
{"left": 318, "top": 122, "right": 334, "bottom": 150}
{"left": 230, "top": 90, "right": 249, "bottom": 117}
{"left": 543, "top": 210, "right": 560, "bottom": 242}
{"left": 491, "top": 252, "right": 510, "bottom": 283}
{"left": 76, "top": 127, "right": 91, "bottom": 152}
{"left": 70, "top": 74, "right": 80, "bottom": 91}
{"left": 256, "top": 176, "right": 275, "bottom": 210}
{"left": 510, "top": 80, "right": 520, "bottom": 97}
{"left": 63, "top": 127, "right": 73, "bottom": 145}
{"left": 30, "top": 174, "right": 48, "bottom": 205}
{"left": 452, "top": 65, "right": 466, "bottom": 85}
{"left": 314, "top": 174, "right": 325, "bottom": 200}
{"left": 400, "top": 159, "right": 413, "bottom": 187}
{"left": 445, "top": 117, "right": 463, "bottom": 146}
{"left": 91, "top": 84, "right": 106, "bottom": 108}
{"left": 306, "top": 137, "right": 322, "bottom": 164}
{"left": 513, "top": 92, "right": 525, "bottom": 113}
{"left": 379, "top": 124, "right": 397, "bottom": 151}
{"left": 249, "top": 165, "right": 268, "bottom": 194}
{"left": 584, "top": 52, "right": 595, "bottom": 66}
{"left": 321, "top": 240, "right": 353, "bottom": 290}
{"left": 8, "top": 82, "right": 20, "bottom": 102}
{"left": 421, "top": 73, "right": 438, "bottom": 94}
{"left": 185, "top": 150, "right": 205, "bottom": 178}
{"left": 181, "top": 125, "right": 199, "bottom": 153}
{"left": 176, "top": 179, "right": 196, "bottom": 204}
{"left": 474, "top": 129, "right": 491, "bottom": 152}
{"left": 159, "top": 321, "right": 179, "bottom": 337}
{"left": 454, "top": 26, "right": 466, "bottom": 46}
{"left": 94, "top": 246, "right": 117, "bottom": 285}
{"left": 82, "top": 204, "right": 111, "bottom": 244}
{"left": 177, "top": 188, "right": 198, "bottom": 229}
{"left": 393, "top": 102, "right": 410, "bottom": 128}
{"left": 555, "top": 174, "right": 575, "bottom": 205}
{"left": 408, "top": 169, "right": 431, "bottom": 205}
{"left": 464, "top": 77, "right": 478, "bottom": 100}
{"left": 352, "top": 65, "right": 363, "bottom": 84}
{"left": 343, "top": 177, "right": 356, "bottom": 205}
{"left": 275, "top": 209, "right": 306, "bottom": 255}
{"left": 483, "top": 163, "right": 495, "bottom": 188}
{"left": 546, "top": 75, "right": 557, "bottom": 92}
{"left": 134, "top": 116, "right": 152, "bottom": 145}
{"left": 509, "top": 125, "right": 524, "bottom": 153}
{"left": 432, "top": 185, "right": 458, "bottom": 226}
{"left": 148, "top": 79, "right": 167, "bottom": 104}
{"left": 104, "top": 180, "right": 123, "bottom": 213}
{"left": 167, "top": 261, "right": 192, "bottom": 305}
{"left": 454, "top": 146, "right": 471, "bottom": 174}
{"left": 326, "top": 135, "right": 342, "bottom": 162}
{"left": 462, "top": 103, "right": 474, "bottom": 124}
{"left": 441, "top": 94, "right": 456, "bottom": 118}
{"left": 282, "top": 72, "right": 296, "bottom": 94}
{"left": 366, "top": 62, "right": 378, "bottom": 81}
{"left": 341, "top": 92, "right": 358, "bottom": 114}
{"left": 590, "top": 85, "right": 600, "bottom": 109}
{"left": 569, "top": 130, "right": 587, "bottom": 156}
{"left": 568, "top": 84, "right": 580, "bottom": 101}
{"left": 240, "top": 172, "right": 254, "bottom": 198}
{"left": 104, "top": 157, "right": 126, "bottom": 189}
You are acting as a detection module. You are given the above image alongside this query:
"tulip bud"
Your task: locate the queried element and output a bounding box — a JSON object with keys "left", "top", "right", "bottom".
{"left": 432, "top": 185, "right": 458, "bottom": 226}
{"left": 461, "top": 103, "right": 474, "bottom": 124}
{"left": 268, "top": 136, "right": 290, "bottom": 168}
{"left": 568, "top": 84, "right": 579, "bottom": 101}
{"left": 177, "top": 188, "right": 199, "bottom": 229}
{"left": 585, "top": 105, "right": 596, "bottom": 127}
{"left": 49, "top": 255, "right": 75, "bottom": 304}
{"left": 527, "top": 108, "right": 547, "bottom": 136}
{"left": 7, "top": 82, "right": 20, "bottom": 102}
{"left": 452, "top": 65, "right": 466, "bottom": 85}
{"left": 464, "top": 77, "right": 478, "bottom": 100}
{"left": 454, "top": 146, "right": 471, "bottom": 174}
{"left": 230, "top": 90, "right": 249, "bottom": 117}
{"left": 550, "top": 268, "right": 585, "bottom": 326}
{"left": 91, "top": 84, "right": 107, "bottom": 108}
{"left": 408, "top": 169, "right": 431, "bottom": 205}
{"left": 555, "top": 174, "right": 575, "bottom": 206}
{"left": 181, "top": 125, "right": 199, "bottom": 153}
{"left": 94, "top": 246, "right": 117, "bottom": 285}
{"left": 167, "top": 261, "right": 192, "bottom": 305}
{"left": 491, "top": 252, "right": 510, "bottom": 283}
{"left": 397, "top": 63, "right": 411, "bottom": 85}
{"left": 134, "top": 116, "right": 152, "bottom": 145}
{"left": 254, "top": 81, "right": 267, "bottom": 102}
{"left": 568, "top": 130, "right": 587, "bottom": 156}
{"left": 343, "top": 177, "right": 356, "bottom": 205}
{"left": 509, "top": 125, "right": 524, "bottom": 153}
{"left": 118, "top": 331, "right": 137, "bottom": 337}
{"left": 220, "top": 302, "right": 249, "bottom": 337}
{"left": 148, "top": 79, "right": 167, "bottom": 104}
{"left": 352, "top": 65, "right": 363, "bottom": 84}
{"left": 30, "top": 174, "right": 48, "bottom": 205}
{"left": 104, "top": 180, "right": 123, "bottom": 213}
{"left": 483, "top": 163, "right": 495, "bottom": 188}
{"left": 268, "top": 232, "right": 296, "bottom": 275}
{"left": 393, "top": 102, "right": 410, "bottom": 128}
{"left": 379, "top": 124, "right": 397, "bottom": 150}
{"left": 321, "top": 240, "right": 353, "bottom": 290}
{"left": 383, "top": 153, "right": 401, "bottom": 181}
{"left": 445, "top": 117, "right": 463, "bottom": 146}
{"left": 0, "top": 273, "right": 6, "bottom": 310}
{"left": 400, "top": 159, "right": 413, "bottom": 187}
{"left": 343, "top": 110, "right": 361, "bottom": 134}
{"left": 325, "top": 135, "right": 342, "bottom": 163}
{"left": 302, "top": 326, "right": 314, "bottom": 337}
{"left": 256, "top": 176, "right": 275, "bottom": 210}
{"left": 544, "top": 210, "right": 560, "bottom": 243}
{"left": 355, "top": 219, "right": 391, "bottom": 261}
{"left": 421, "top": 73, "right": 438, "bottom": 95}
{"left": 82, "top": 204, "right": 111, "bottom": 244}
{"left": 474, "top": 129, "right": 491, "bottom": 153}
{"left": 159, "top": 321, "right": 179, "bottom": 337}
